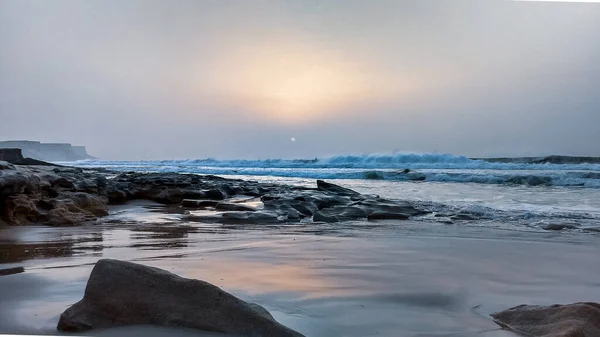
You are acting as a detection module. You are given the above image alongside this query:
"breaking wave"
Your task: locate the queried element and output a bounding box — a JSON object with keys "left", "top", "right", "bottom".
{"left": 62, "top": 152, "right": 600, "bottom": 188}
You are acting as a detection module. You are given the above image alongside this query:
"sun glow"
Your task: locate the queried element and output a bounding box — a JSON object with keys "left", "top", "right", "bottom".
{"left": 193, "top": 39, "right": 400, "bottom": 123}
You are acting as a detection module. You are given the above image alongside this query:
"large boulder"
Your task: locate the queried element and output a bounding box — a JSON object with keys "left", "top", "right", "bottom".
{"left": 57, "top": 259, "right": 304, "bottom": 337}
{"left": 491, "top": 302, "right": 600, "bottom": 337}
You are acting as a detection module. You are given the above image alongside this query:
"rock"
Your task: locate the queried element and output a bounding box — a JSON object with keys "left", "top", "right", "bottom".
{"left": 351, "top": 199, "right": 428, "bottom": 217}
{"left": 367, "top": 211, "right": 409, "bottom": 220}
{"left": 203, "top": 189, "right": 227, "bottom": 200}
{"left": 313, "top": 206, "right": 367, "bottom": 223}
{"left": 68, "top": 192, "right": 109, "bottom": 216}
{"left": 154, "top": 188, "right": 185, "bottom": 204}
{"left": 220, "top": 211, "right": 280, "bottom": 224}
{"left": 3, "top": 194, "right": 41, "bottom": 225}
{"left": 57, "top": 259, "right": 304, "bottom": 336}
{"left": 491, "top": 302, "right": 600, "bottom": 337}
{"left": 46, "top": 207, "right": 96, "bottom": 226}
{"left": 181, "top": 199, "right": 219, "bottom": 208}
{"left": 0, "top": 161, "right": 15, "bottom": 170}
{"left": 543, "top": 223, "right": 579, "bottom": 231}
{"left": 0, "top": 266, "right": 25, "bottom": 276}
{"left": 214, "top": 202, "right": 256, "bottom": 212}
{"left": 316, "top": 180, "right": 361, "bottom": 197}
{"left": 263, "top": 199, "right": 317, "bottom": 217}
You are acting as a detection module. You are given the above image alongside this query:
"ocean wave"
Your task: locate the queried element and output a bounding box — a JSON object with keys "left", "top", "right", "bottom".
{"left": 65, "top": 152, "right": 600, "bottom": 171}
{"left": 59, "top": 164, "right": 600, "bottom": 188}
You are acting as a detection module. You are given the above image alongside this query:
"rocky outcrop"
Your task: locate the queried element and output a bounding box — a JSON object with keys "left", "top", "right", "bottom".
{"left": 1, "top": 164, "right": 430, "bottom": 226}
{"left": 0, "top": 165, "right": 109, "bottom": 226}
{"left": 57, "top": 259, "right": 304, "bottom": 337}
{"left": 491, "top": 302, "right": 600, "bottom": 337}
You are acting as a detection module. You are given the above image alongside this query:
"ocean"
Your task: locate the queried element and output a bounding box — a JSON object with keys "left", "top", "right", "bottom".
{"left": 63, "top": 153, "right": 600, "bottom": 233}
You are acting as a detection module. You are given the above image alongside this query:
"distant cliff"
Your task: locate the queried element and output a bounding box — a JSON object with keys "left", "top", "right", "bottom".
{"left": 0, "top": 140, "right": 95, "bottom": 161}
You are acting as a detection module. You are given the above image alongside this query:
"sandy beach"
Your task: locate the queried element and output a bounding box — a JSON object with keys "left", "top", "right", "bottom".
{"left": 2, "top": 199, "right": 599, "bottom": 337}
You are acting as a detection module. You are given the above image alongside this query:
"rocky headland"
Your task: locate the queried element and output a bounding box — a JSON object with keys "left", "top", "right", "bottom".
{"left": 0, "top": 140, "right": 94, "bottom": 162}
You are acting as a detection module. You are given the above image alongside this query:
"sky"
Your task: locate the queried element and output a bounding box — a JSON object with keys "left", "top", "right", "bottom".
{"left": 1, "top": 0, "right": 599, "bottom": 160}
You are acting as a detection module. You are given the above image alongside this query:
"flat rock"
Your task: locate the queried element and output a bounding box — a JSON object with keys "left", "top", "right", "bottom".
{"left": 491, "top": 302, "right": 600, "bottom": 337}
{"left": 57, "top": 259, "right": 304, "bottom": 337}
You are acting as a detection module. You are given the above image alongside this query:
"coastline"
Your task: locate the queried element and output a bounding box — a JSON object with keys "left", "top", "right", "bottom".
{"left": 2, "top": 161, "right": 600, "bottom": 336}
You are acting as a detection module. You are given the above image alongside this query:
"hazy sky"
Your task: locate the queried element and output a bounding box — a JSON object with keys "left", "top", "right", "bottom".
{"left": 1, "top": 0, "right": 599, "bottom": 160}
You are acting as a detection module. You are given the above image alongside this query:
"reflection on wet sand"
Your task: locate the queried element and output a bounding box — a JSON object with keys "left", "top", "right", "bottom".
{"left": 0, "top": 202, "right": 599, "bottom": 337}
{"left": 0, "top": 231, "right": 103, "bottom": 264}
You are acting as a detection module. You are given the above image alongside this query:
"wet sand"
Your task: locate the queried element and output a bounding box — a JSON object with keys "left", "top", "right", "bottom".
{"left": 1, "top": 202, "right": 599, "bottom": 337}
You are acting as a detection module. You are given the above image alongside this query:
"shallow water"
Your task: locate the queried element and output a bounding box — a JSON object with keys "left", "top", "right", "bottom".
{"left": 1, "top": 201, "right": 599, "bottom": 337}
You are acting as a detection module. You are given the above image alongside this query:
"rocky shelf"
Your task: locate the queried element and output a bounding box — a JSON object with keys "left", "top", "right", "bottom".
{"left": 0, "top": 161, "right": 430, "bottom": 227}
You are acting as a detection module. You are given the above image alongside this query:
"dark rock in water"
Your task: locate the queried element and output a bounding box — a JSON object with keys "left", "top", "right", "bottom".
{"left": 313, "top": 206, "right": 367, "bottom": 223}
{"left": 583, "top": 227, "right": 600, "bottom": 233}
{"left": 543, "top": 223, "right": 579, "bottom": 231}
{"left": 0, "top": 266, "right": 25, "bottom": 276}
{"left": 450, "top": 213, "right": 479, "bottom": 221}
{"left": 57, "top": 259, "right": 304, "bottom": 336}
{"left": 367, "top": 211, "right": 409, "bottom": 220}
{"left": 316, "top": 180, "right": 361, "bottom": 197}
{"left": 491, "top": 302, "right": 600, "bottom": 337}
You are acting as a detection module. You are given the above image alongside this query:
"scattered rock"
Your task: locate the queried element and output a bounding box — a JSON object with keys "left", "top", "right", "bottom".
{"left": 491, "top": 302, "right": 600, "bottom": 337}
{"left": 57, "top": 259, "right": 304, "bottom": 336}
